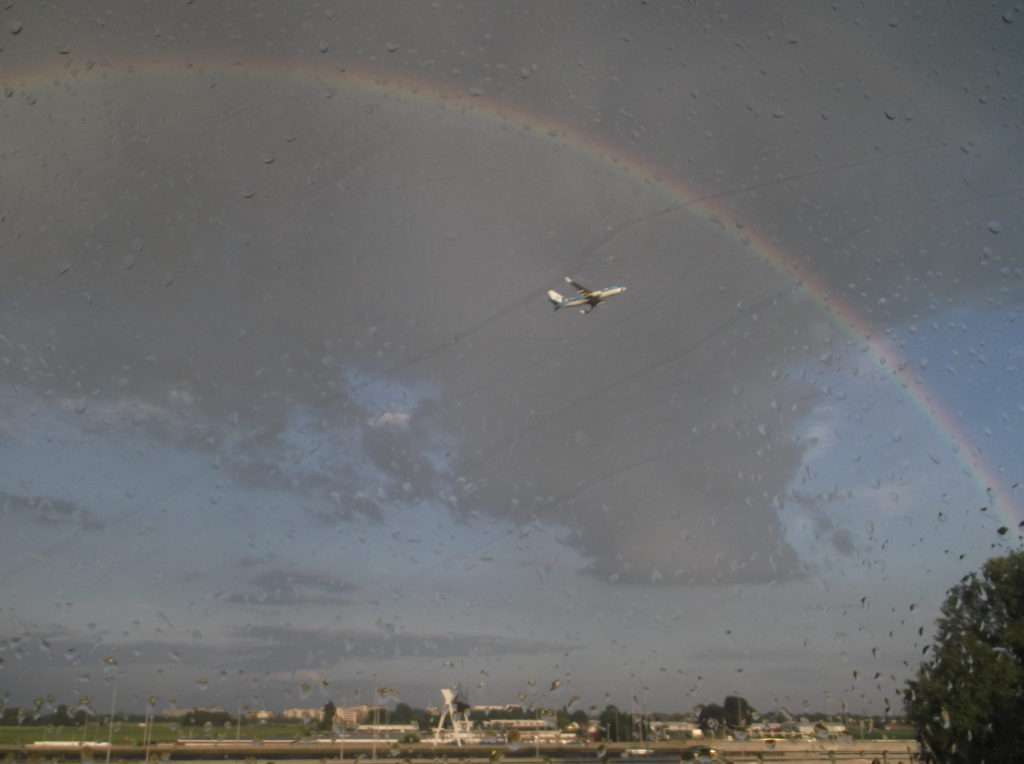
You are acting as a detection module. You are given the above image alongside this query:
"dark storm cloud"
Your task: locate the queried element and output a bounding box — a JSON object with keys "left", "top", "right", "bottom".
{"left": 1, "top": 0, "right": 1007, "bottom": 605}
{"left": 0, "top": 491, "right": 104, "bottom": 532}
{"left": 0, "top": 71, "right": 826, "bottom": 584}
{"left": 224, "top": 569, "right": 356, "bottom": 607}
{"left": 452, "top": 292, "right": 825, "bottom": 585}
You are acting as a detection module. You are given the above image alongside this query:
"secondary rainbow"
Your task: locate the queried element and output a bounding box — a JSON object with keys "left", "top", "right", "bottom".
{"left": 3, "top": 52, "right": 1017, "bottom": 525}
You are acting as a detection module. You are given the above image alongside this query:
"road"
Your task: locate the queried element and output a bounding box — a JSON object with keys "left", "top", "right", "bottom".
{"left": 5, "top": 739, "right": 922, "bottom": 762}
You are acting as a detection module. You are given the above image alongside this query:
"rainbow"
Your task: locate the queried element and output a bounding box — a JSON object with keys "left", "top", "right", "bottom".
{"left": 3, "top": 53, "right": 1018, "bottom": 525}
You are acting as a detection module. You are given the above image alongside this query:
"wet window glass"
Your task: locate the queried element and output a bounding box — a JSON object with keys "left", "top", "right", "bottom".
{"left": 1, "top": 3, "right": 1020, "bottom": 761}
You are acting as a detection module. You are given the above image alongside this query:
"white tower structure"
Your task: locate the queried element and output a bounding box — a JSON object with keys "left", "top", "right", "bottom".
{"left": 433, "top": 687, "right": 474, "bottom": 746}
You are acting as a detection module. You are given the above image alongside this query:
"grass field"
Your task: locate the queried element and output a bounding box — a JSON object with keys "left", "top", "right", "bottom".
{"left": 0, "top": 722, "right": 318, "bottom": 746}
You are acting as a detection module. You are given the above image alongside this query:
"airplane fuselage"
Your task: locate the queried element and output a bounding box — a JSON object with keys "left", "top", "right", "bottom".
{"left": 548, "top": 278, "right": 627, "bottom": 314}
{"left": 560, "top": 286, "right": 626, "bottom": 308}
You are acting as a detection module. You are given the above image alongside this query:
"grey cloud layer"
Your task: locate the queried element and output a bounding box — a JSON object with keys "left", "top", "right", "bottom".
{"left": 225, "top": 569, "right": 356, "bottom": 607}
{"left": 1, "top": 491, "right": 104, "bottom": 532}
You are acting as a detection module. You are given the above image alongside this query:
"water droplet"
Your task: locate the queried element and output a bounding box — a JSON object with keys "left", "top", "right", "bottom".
{"left": 987, "top": 220, "right": 1002, "bottom": 234}
{"left": 319, "top": 41, "right": 329, "bottom": 54}
{"left": 8, "top": 21, "right": 23, "bottom": 36}
{"left": 385, "top": 41, "right": 400, "bottom": 53}
{"left": 884, "top": 110, "right": 897, "bottom": 120}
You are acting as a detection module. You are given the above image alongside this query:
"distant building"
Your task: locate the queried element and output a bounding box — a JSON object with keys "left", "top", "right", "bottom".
{"left": 354, "top": 724, "right": 420, "bottom": 739}
{"left": 482, "top": 719, "right": 555, "bottom": 731}
{"left": 161, "top": 706, "right": 226, "bottom": 720}
{"left": 815, "top": 722, "right": 848, "bottom": 739}
{"left": 473, "top": 704, "right": 525, "bottom": 714}
{"left": 336, "top": 705, "right": 385, "bottom": 728}
{"left": 246, "top": 710, "right": 274, "bottom": 722}
{"left": 747, "top": 722, "right": 786, "bottom": 738}
{"left": 649, "top": 720, "right": 700, "bottom": 740}
{"left": 516, "top": 730, "right": 579, "bottom": 745}
{"left": 283, "top": 708, "right": 322, "bottom": 723}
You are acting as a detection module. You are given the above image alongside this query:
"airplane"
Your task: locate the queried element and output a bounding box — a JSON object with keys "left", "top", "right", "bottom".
{"left": 547, "top": 276, "right": 627, "bottom": 314}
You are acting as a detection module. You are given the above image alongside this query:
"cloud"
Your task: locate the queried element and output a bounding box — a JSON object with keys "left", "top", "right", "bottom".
{"left": 831, "top": 528, "right": 855, "bottom": 557}
{"left": 0, "top": 623, "right": 571, "bottom": 699}
{"left": 0, "top": 491, "right": 104, "bottom": 532}
{"left": 231, "top": 624, "right": 574, "bottom": 662}
{"left": 369, "top": 411, "right": 411, "bottom": 429}
{"left": 217, "top": 385, "right": 457, "bottom": 527}
{"left": 452, "top": 336, "right": 823, "bottom": 586}
{"left": 225, "top": 568, "right": 356, "bottom": 607}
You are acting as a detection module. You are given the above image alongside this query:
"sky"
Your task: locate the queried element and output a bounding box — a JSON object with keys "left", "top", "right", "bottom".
{"left": 0, "top": 1, "right": 1022, "bottom": 720}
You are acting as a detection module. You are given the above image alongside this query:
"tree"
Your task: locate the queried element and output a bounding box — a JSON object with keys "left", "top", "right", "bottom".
{"left": 53, "top": 704, "right": 73, "bottom": 727}
{"left": 598, "top": 705, "right": 634, "bottom": 742}
{"left": 321, "top": 701, "right": 337, "bottom": 731}
{"left": 905, "top": 549, "right": 1024, "bottom": 762}
{"left": 555, "top": 708, "right": 571, "bottom": 730}
{"left": 723, "top": 696, "right": 753, "bottom": 728}
{"left": 1, "top": 708, "right": 20, "bottom": 725}
{"left": 697, "top": 704, "right": 726, "bottom": 736}
{"left": 390, "top": 703, "right": 413, "bottom": 724}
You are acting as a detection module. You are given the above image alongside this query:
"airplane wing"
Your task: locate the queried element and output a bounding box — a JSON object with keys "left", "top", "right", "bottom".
{"left": 564, "top": 276, "right": 591, "bottom": 294}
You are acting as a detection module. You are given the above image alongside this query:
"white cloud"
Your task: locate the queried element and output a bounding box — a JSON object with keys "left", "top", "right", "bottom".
{"left": 369, "top": 411, "right": 411, "bottom": 429}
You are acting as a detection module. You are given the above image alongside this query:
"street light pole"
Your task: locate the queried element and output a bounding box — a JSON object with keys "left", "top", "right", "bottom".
{"left": 372, "top": 707, "right": 378, "bottom": 762}
{"left": 143, "top": 706, "right": 150, "bottom": 760}
{"left": 105, "top": 684, "right": 117, "bottom": 764}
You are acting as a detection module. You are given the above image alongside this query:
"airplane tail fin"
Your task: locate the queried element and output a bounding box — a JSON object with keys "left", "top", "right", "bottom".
{"left": 547, "top": 289, "right": 565, "bottom": 310}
